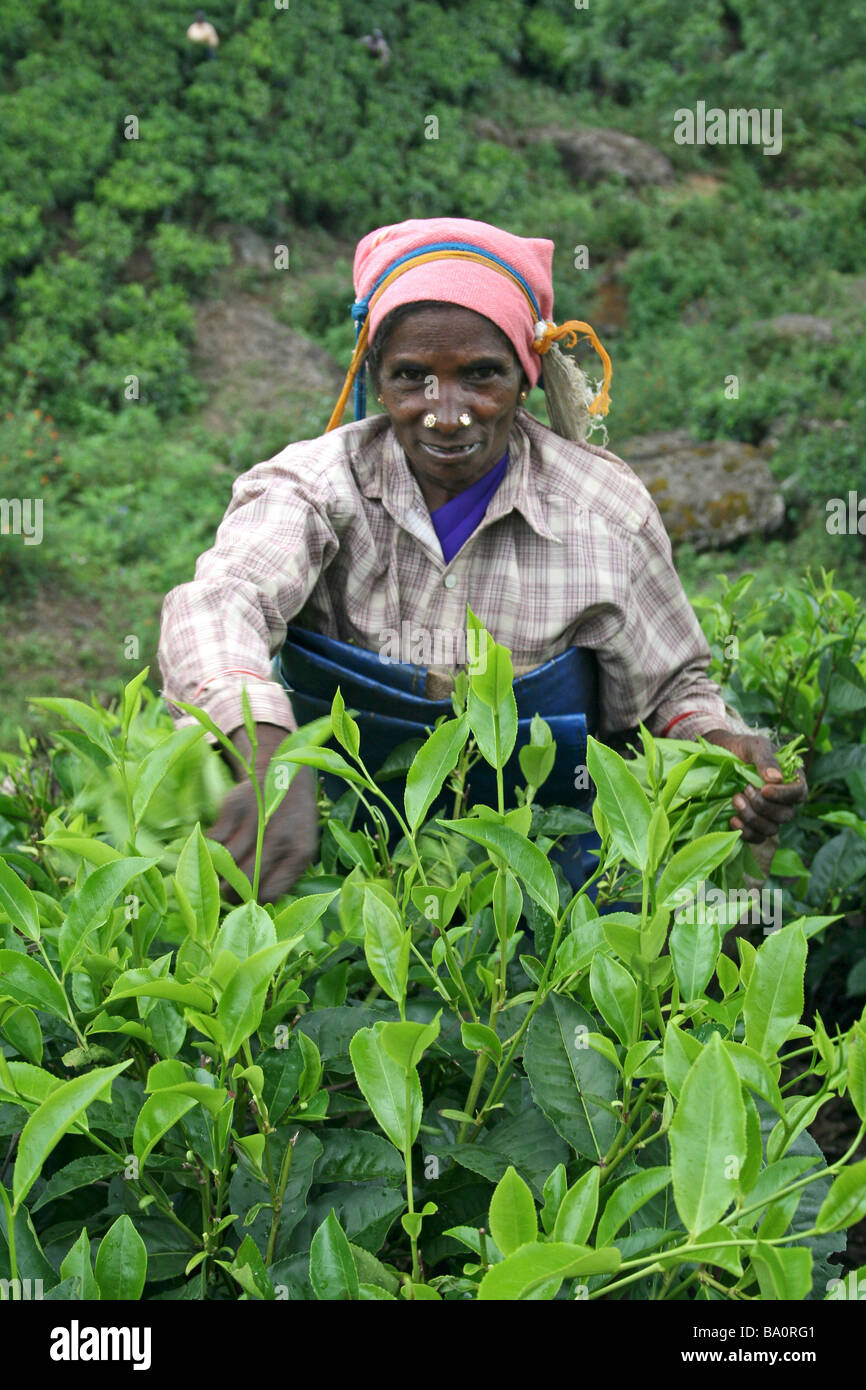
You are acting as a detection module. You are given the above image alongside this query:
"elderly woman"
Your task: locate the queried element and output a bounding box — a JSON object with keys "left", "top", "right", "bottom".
{"left": 158, "top": 217, "right": 806, "bottom": 900}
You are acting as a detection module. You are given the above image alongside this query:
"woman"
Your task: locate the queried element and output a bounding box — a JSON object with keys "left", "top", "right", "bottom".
{"left": 158, "top": 216, "right": 806, "bottom": 900}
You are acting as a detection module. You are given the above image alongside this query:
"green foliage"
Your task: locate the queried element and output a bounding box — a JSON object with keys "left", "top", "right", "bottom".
{"left": 695, "top": 569, "right": 866, "bottom": 1021}
{"left": 0, "top": 619, "right": 862, "bottom": 1301}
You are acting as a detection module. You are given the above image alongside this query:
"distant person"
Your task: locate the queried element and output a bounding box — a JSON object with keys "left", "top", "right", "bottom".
{"left": 187, "top": 10, "right": 219, "bottom": 58}
{"left": 359, "top": 27, "right": 391, "bottom": 72}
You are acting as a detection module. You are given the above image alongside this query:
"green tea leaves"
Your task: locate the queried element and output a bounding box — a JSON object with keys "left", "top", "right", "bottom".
{"left": 670, "top": 1034, "right": 746, "bottom": 1233}
{"left": 744, "top": 923, "right": 807, "bottom": 1058}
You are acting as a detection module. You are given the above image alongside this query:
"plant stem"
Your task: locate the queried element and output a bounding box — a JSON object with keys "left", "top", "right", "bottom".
{"left": 587, "top": 1262, "right": 664, "bottom": 1299}
{"left": 404, "top": 1077, "right": 421, "bottom": 1282}
{"left": 0, "top": 1183, "right": 18, "bottom": 1282}
{"left": 457, "top": 1052, "right": 491, "bottom": 1142}
{"left": 265, "top": 1132, "right": 297, "bottom": 1266}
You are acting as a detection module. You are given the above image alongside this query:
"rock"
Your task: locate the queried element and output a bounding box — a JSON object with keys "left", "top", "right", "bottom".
{"left": 192, "top": 292, "right": 345, "bottom": 435}
{"left": 761, "top": 314, "right": 836, "bottom": 344}
{"left": 523, "top": 125, "right": 675, "bottom": 187}
{"left": 231, "top": 228, "right": 277, "bottom": 274}
{"left": 617, "top": 430, "right": 785, "bottom": 550}
{"left": 471, "top": 121, "right": 675, "bottom": 187}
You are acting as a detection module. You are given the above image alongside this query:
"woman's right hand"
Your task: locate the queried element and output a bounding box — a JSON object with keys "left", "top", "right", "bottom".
{"left": 209, "top": 723, "right": 319, "bottom": 902}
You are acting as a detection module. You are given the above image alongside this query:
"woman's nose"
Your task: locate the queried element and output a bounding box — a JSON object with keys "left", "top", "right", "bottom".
{"left": 429, "top": 387, "right": 472, "bottom": 430}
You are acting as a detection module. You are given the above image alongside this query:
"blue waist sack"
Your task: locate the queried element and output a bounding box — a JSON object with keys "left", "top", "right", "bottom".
{"left": 276, "top": 625, "right": 601, "bottom": 888}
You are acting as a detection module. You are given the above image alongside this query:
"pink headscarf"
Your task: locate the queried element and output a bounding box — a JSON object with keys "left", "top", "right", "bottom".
{"left": 353, "top": 217, "right": 555, "bottom": 387}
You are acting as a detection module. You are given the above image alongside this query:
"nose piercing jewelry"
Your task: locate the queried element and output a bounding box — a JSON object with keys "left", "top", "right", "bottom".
{"left": 423, "top": 412, "right": 437, "bottom": 428}
{"left": 458, "top": 412, "right": 472, "bottom": 427}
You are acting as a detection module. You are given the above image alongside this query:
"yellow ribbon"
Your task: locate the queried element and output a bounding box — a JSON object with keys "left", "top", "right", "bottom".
{"left": 532, "top": 319, "right": 612, "bottom": 417}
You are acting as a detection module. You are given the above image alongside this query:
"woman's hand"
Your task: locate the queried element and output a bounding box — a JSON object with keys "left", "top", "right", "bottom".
{"left": 702, "top": 728, "right": 808, "bottom": 844}
{"left": 209, "top": 722, "right": 319, "bottom": 902}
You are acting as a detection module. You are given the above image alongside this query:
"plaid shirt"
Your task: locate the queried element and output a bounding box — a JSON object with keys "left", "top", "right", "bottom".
{"left": 158, "top": 409, "right": 729, "bottom": 742}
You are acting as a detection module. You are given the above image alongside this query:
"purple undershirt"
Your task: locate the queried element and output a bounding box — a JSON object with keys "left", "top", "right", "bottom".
{"left": 429, "top": 451, "right": 509, "bottom": 564}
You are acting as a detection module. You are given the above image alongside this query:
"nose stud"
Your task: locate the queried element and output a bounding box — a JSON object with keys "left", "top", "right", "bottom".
{"left": 422, "top": 411, "right": 474, "bottom": 429}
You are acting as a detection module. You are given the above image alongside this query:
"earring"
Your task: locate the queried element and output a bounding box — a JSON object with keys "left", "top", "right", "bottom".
{"left": 377, "top": 394, "right": 384, "bottom": 405}
{"left": 519, "top": 390, "right": 527, "bottom": 402}
{"left": 458, "top": 412, "right": 472, "bottom": 427}
{"left": 423, "top": 412, "right": 437, "bottom": 428}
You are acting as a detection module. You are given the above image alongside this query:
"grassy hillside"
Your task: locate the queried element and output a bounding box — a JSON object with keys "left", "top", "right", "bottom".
{"left": 1, "top": 0, "right": 865, "bottom": 742}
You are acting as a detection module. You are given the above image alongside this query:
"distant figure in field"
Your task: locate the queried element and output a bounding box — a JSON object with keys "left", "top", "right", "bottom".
{"left": 187, "top": 10, "right": 219, "bottom": 58}
{"left": 359, "top": 27, "right": 391, "bottom": 72}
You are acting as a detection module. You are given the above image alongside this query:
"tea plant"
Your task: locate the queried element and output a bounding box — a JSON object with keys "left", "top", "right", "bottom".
{"left": 0, "top": 617, "right": 864, "bottom": 1300}
{"left": 695, "top": 569, "right": 866, "bottom": 1016}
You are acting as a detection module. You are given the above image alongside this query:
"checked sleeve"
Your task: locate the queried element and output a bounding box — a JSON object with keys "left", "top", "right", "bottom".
{"left": 594, "top": 500, "right": 730, "bottom": 742}
{"left": 157, "top": 455, "right": 339, "bottom": 740}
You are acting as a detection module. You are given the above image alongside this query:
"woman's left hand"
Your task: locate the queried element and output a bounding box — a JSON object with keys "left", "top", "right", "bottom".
{"left": 702, "top": 728, "right": 808, "bottom": 844}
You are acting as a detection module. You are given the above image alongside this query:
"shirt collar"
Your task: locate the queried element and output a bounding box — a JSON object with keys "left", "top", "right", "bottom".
{"left": 351, "top": 410, "right": 561, "bottom": 545}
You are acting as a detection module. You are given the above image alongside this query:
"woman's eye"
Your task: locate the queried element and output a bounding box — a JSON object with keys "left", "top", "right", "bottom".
{"left": 394, "top": 368, "right": 424, "bottom": 382}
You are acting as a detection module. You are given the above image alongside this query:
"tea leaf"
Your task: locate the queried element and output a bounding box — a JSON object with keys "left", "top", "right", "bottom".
{"left": 13, "top": 1061, "right": 131, "bottom": 1207}
{"left": 133, "top": 1091, "right": 198, "bottom": 1168}
{"left": 524, "top": 995, "right": 619, "bottom": 1160}
{"left": 552, "top": 1166, "right": 599, "bottom": 1245}
{"left": 847, "top": 1026, "right": 866, "bottom": 1120}
{"left": 59, "top": 856, "right": 159, "bottom": 973}
{"left": 669, "top": 1033, "right": 746, "bottom": 1233}
{"left": 1, "top": 1004, "right": 43, "bottom": 1065}
{"left": 0, "top": 950, "right": 69, "bottom": 1020}
{"left": 216, "top": 940, "right": 297, "bottom": 1059}
{"left": 31, "top": 1154, "right": 122, "bottom": 1213}
{"left": 60, "top": 1228, "right": 99, "bottom": 1300}
{"left": 461, "top": 1021, "right": 502, "bottom": 1065}
{"left": 597, "top": 1166, "right": 671, "bottom": 1245}
{"left": 439, "top": 819, "right": 559, "bottom": 918}
{"left": 722, "top": 1042, "right": 784, "bottom": 1114}
{"left": 380, "top": 1013, "right": 441, "bottom": 1072}
{"left": 488, "top": 1165, "right": 537, "bottom": 1255}
{"left": 175, "top": 823, "right": 220, "bottom": 944}
{"left": 316, "top": 1130, "right": 405, "bottom": 1185}
{"left": 349, "top": 1024, "right": 422, "bottom": 1152}
{"left": 30, "top": 698, "right": 115, "bottom": 759}
{"left": 94, "top": 1214, "right": 147, "bottom": 1300}
{"left": 744, "top": 923, "right": 807, "bottom": 1058}
{"left": 586, "top": 739, "right": 652, "bottom": 870}
{"left": 815, "top": 1159, "right": 866, "bottom": 1233}
{"left": 310, "top": 1210, "right": 360, "bottom": 1300}
{"left": 477, "top": 1242, "right": 620, "bottom": 1300}
{"left": 589, "top": 953, "right": 640, "bottom": 1047}
{"left": 669, "top": 915, "right": 722, "bottom": 1000}
{"left": 0, "top": 856, "right": 41, "bottom": 942}
{"left": 751, "top": 1242, "right": 813, "bottom": 1300}
{"left": 132, "top": 725, "right": 205, "bottom": 822}
{"left": 362, "top": 889, "right": 409, "bottom": 1006}
{"left": 404, "top": 714, "right": 469, "bottom": 831}
{"left": 656, "top": 831, "right": 740, "bottom": 906}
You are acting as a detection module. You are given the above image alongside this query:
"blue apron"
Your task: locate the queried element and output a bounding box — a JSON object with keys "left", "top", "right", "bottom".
{"left": 275, "top": 625, "right": 602, "bottom": 890}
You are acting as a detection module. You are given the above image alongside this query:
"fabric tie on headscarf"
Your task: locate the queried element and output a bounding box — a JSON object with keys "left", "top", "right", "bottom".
{"left": 325, "top": 216, "right": 612, "bottom": 431}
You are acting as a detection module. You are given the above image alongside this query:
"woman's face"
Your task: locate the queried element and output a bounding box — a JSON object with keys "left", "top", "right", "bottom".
{"left": 375, "top": 305, "right": 528, "bottom": 504}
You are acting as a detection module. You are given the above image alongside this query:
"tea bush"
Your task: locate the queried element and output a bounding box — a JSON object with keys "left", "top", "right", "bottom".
{"left": 1, "top": 616, "right": 864, "bottom": 1301}
{"left": 695, "top": 569, "right": 866, "bottom": 1022}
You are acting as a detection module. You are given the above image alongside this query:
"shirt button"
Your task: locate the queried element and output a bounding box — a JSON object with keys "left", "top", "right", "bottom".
{"left": 443, "top": 574, "right": 457, "bottom": 589}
